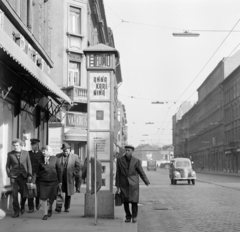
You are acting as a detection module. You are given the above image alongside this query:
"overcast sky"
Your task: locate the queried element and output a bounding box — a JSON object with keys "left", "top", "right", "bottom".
{"left": 104, "top": 0, "right": 240, "bottom": 147}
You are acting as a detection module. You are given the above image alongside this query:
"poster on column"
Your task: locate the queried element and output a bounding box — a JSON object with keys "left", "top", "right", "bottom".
{"left": 89, "top": 102, "right": 110, "bottom": 130}
{"left": 89, "top": 132, "right": 110, "bottom": 160}
{"left": 89, "top": 72, "right": 111, "bottom": 100}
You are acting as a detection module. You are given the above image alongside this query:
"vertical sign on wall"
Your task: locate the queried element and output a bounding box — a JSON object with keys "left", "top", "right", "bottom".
{"left": 84, "top": 44, "right": 119, "bottom": 218}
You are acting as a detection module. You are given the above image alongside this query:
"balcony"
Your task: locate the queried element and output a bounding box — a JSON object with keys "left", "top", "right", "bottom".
{"left": 62, "top": 86, "right": 87, "bottom": 103}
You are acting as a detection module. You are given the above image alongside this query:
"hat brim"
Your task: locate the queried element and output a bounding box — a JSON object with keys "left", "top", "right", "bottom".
{"left": 125, "top": 146, "right": 135, "bottom": 151}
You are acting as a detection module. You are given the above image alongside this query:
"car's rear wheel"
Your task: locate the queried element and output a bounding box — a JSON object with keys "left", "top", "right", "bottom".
{"left": 191, "top": 179, "right": 195, "bottom": 185}
{"left": 174, "top": 180, "right": 177, "bottom": 185}
{"left": 188, "top": 180, "right": 191, "bottom": 185}
{"left": 171, "top": 179, "right": 174, "bottom": 185}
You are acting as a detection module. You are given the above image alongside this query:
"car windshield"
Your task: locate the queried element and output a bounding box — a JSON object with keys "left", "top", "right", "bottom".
{"left": 175, "top": 160, "right": 191, "bottom": 168}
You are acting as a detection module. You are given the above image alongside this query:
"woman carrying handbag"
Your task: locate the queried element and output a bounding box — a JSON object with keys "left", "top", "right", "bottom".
{"left": 36, "top": 146, "right": 62, "bottom": 220}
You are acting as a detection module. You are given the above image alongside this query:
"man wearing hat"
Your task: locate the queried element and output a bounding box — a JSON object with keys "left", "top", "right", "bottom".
{"left": 116, "top": 145, "right": 150, "bottom": 223}
{"left": 28, "top": 138, "right": 43, "bottom": 213}
{"left": 55, "top": 143, "right": 80, "bottom": 212}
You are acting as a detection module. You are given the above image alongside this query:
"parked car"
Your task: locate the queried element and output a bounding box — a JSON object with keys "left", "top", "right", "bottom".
{"left": 169, "top": 158, "right": 196, "bottom": 185}
{"left": 147, "top": 160, "right": 157, "bottom": 171}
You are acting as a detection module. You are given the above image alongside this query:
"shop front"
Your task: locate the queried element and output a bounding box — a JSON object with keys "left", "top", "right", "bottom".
{"left": 0, "top": 28, "right": 72, "bottom": 203}
{"left": 49, "top": 112, "right": 87, "bottom": 160}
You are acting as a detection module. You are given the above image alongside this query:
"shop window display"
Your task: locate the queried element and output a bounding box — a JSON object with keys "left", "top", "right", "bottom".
{"left": 21, "top": 102, "right": 36, "bottom": 151}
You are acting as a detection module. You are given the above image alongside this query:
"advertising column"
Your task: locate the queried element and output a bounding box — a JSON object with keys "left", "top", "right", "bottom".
{"left": 84, "top": 44, "right": 119, "bottom": 218}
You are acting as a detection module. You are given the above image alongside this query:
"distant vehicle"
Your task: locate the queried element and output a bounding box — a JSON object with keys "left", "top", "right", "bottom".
{"left": 147, "top": 160, "right": 157, "bottom": 171}
{"left": 169, "top": 158, "right": 196, "bottom": 185}
{"left": 159, "top": 161, "right": 171, "bottom": 169}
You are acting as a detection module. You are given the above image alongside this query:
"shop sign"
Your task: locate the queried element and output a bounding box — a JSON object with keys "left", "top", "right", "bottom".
{"left": 49, "top": 127, "right": 62, "bottom": 155}
{"left": 66, "top": 112, "right": 87, "bottom": 128}
{"left": 89, "top": 72, "right": 111, "bottom": 100}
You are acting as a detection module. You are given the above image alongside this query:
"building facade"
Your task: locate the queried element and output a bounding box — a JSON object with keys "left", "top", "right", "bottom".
{"left": 48, "top": 0, "right": 123, "bottom": 161}
{"left": 0, "top": 0, "right": 71, "bottom": 200}
{"left": 116, "top": 101, "right": 128, "bottom": 149}
{"left": 222, "top": 65, "right": 240, "bottom": 173}
{"left": 173, "top": 51, "right": 240, "bottom": 173}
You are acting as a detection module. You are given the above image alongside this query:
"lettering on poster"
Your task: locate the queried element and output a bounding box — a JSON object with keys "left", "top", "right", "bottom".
{"left": 93, "top": 76, "right": 108, "bottom": 96}
{"left": 90, "top": 73, "right": 110, "bottom": 100}
{"left": 93, "top": 137, "right": 107, "bottom": 156}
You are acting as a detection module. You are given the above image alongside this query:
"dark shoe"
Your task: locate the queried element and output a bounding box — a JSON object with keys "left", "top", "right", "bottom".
{"left": 42, "top": 215, "right": 48, "bottom": 220}
{"left": 36, "top": 204, "right": 41, "bottom": 210}
{"left": 55, "top": 208, "right": 61, "bottom": 213}
{"left": 64, "top": 208, "right": 69, "bottom": 212}
{"left": 28, "top": 209, "right": 34, "bottom": 213}
{"left": 76, "top": 190, "right": 80, "bottom": 193}
{"left": 132, "top": 217, "right": 137, "bottom": 223}
{"left": 12, "top": 212, "right": 19, "bottom": 218}
{"left": 47, "top": 209, "right": 52, "bottom": 217}
{"left": 125, "top": 218, "right": 131, "bottom": 223}
{"left": 20, "top": 208, "right": 25, "bottom": 214}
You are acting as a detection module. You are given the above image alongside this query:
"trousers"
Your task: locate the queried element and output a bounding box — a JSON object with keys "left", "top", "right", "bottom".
{"left": 28, "top": 196, "right": 40, "bottom": 210}
{"left": 11, "top": 175, "right": 27, "bottom": 213}
{"left": 124, "top": 202, "right": 138, "bottom": 219}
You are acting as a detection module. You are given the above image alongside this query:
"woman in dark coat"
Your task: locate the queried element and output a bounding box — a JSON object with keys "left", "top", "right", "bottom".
{"left": 37, "top": 146, "right": 62, "bottom": 220}
{"left": 116, "top": 145, "right": 150, "bottom": 223}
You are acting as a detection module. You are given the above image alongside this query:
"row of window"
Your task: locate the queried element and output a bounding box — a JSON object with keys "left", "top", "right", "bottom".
{"left": 224, "top": 78, "right": 240, "bottom": 104}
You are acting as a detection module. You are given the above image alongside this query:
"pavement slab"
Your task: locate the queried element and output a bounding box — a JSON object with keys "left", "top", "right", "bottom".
{"left": 0, "top": 186, "right": 137, "bottom": 232}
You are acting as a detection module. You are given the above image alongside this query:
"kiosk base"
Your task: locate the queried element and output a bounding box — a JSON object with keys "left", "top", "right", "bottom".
{"left": 84, "top": 192, "right": 114, "bottom": 218}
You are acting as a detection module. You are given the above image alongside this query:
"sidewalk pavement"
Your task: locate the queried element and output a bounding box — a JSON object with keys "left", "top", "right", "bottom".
{"left": 0, "top": 186, "right": 138, "bottom": 232}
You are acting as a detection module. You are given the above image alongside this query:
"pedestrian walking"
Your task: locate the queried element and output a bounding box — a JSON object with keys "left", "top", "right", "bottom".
{"left": 6, "top": 138, "right": 32, "bottom": 218}
{"left": 55, "top": 143, "right": 80, "bottom": 212}
{"left": 116, "top": 145, "right": 150, "bottom": 223}
{"left": 75, "top": 158, "right": 83, "bottom": 193}
{"left": 37, "top": 145, "right": 62, "bottom": 220}
{"left": 27, "top": 138, "right": 43, "bottom": 213}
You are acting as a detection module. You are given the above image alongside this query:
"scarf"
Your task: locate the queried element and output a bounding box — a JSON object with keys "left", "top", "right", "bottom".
{"left": 44, "top": 156, "right": 50, "bottom": 165}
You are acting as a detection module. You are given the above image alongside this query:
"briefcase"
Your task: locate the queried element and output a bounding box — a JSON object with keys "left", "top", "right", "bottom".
{"left": 115, "top": 192, "right": 122, "bottom": 207}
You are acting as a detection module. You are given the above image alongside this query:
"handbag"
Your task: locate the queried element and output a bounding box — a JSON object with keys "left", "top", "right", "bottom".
{"left": 115, "top": 192, "right": 122, "bottom": 207}
{"left": 56, "top": 186, "right": 64, "bottom": 211}
{"left": 25, "top": 183, "right": 38, "bottom": 198}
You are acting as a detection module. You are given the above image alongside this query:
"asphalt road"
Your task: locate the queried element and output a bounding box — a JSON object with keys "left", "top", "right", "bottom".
{"left": 138, "top": 168, "right": 240, "bottom": 232}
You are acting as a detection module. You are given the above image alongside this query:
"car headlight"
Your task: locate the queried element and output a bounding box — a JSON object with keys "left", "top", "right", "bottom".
{"left": 174, "top": 172, "right": 180, "bottom": 177}
{"left": 189, "top": 171, "right": 196, "bottom": 177}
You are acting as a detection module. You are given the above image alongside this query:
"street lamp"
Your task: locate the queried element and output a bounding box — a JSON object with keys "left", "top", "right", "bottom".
{"left": 151, "top": 101, "right": 164, "bottom": 104}
{"left": 172, "top": 30, "right": 200, "bottom": 37}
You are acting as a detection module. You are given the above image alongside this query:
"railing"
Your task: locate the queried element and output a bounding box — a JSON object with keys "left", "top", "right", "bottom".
{"left": 62, "top": 86, "right": 87, "bottom": 103}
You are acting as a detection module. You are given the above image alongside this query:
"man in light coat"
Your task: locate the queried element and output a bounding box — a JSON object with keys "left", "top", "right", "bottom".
{"left": 6, "top": 138, "right": 32, "bottom": 218}
{"left": 116, "top": 145, "right": 150, "bottom": 223}
{"left": 55, "top": 143, "right": 80, "bottom": 212}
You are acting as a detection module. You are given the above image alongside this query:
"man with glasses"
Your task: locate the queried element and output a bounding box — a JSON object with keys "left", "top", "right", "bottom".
{"left": 116, "top": 145, "right": 150, "bottom": 223}
{"left": 6, "top": 138, "right": 32, "bottom": 218}
{"left": 27, "top": 138, "right": 43, "bottom": 213}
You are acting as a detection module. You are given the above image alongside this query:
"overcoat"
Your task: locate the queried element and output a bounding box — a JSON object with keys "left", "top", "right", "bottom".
{"left": 6, "top": 150, "right": 32, "bottom": 179}
{"left": 56, "top": 152, "right": 80, "bottom": 196}
{"left": 29, "top": 150, "right": 43, "bottom": 183}
{"left": 115, "top": 155, "right": 150, "bottom": 203}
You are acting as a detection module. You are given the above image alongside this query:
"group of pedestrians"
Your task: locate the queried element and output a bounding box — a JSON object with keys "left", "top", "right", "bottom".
{"left": 6, "top": 138, "right": 82, "bottom": 220}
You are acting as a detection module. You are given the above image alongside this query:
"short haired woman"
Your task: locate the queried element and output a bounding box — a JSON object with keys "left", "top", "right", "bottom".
{"left": 37, "top": 146, "right": 62, "bottom": 220}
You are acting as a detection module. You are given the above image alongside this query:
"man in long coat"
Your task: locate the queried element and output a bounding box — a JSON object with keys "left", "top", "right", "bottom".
{"left": 55, "top": 143, "right": 80, "bottom": 212}
{"left": 27, "top": 138, "right": 43, "bottom": 213}
{"left": 116, "top": 145, "right": 150, "bottom": 223}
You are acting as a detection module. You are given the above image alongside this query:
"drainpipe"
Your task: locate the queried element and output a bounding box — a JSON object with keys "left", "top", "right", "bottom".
{"left": 27, "top": 0, "right": 33, "bottom": 32}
